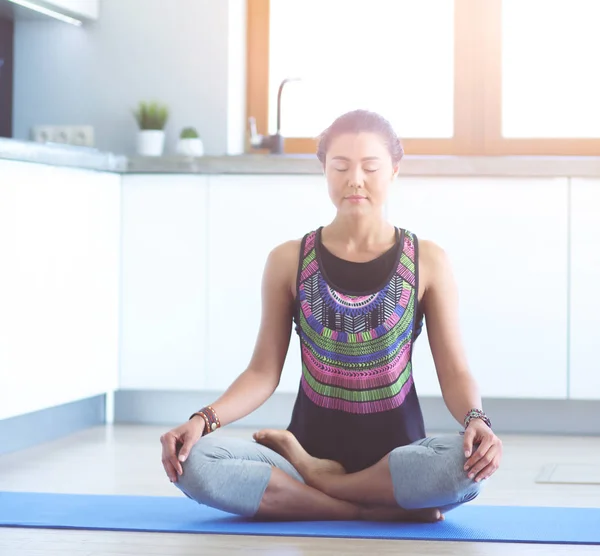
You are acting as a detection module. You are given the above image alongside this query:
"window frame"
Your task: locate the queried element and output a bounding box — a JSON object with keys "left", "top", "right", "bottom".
{"left": 246, "top": 0, "right": 600, "bottom": 156}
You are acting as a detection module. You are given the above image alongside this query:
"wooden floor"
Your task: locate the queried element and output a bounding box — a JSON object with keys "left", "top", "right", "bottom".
{"left": 1, "top": 425, "right": 599, "bottom": 555}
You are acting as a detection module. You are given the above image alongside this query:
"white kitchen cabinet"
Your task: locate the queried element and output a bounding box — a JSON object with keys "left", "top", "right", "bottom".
{"left": 387, "top": 177, "right": 569, "bottom": 399}
{"left": 569, "top": 179, "right": 600, "bottom": 400}
{"left": 120, "top": 174, "right": 209, "bottom": 390}
{"left": 205, "top": 174, "right": 335, "bottom": 392}
{"left": 0, "top": 160, "right": 120, "bottom": 420}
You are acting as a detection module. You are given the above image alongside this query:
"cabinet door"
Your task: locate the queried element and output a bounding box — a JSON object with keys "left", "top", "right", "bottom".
{"left": 120, "top": 174, "right": 209, "bottom": 390}
{"left": 0, "top": 161, "right": 120, "bottom": 420}
{"left": 570, "top": 179, "right": 600, "bottom": 400}
{"left": 387, "top": 177, "right": 569, "bottom": 399}
{"left": 206, "top": 174, "right": 335, "bottom": 392}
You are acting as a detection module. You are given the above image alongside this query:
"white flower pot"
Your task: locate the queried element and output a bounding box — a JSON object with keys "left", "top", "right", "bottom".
{"left": 176, "top": 138, "right": 204, "bottom": 157}
{"left": 136, "top": 130, "right": 165, "bottom": 156}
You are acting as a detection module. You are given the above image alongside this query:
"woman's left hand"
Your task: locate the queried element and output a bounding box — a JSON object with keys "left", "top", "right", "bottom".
{"left": 463, "top": 419, "right": 503, "bottom": 482}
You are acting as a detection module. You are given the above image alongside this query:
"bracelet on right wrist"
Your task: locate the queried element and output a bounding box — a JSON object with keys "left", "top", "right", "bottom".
{"left": 191, "top": 412, "right": 210, "bottom": 434}
{"left": 189, "top": 405, "right": 221, "bottom": 435}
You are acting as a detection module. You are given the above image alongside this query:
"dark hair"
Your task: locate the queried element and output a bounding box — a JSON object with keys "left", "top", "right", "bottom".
{"left": 316, "top": 109, "right": 404, "bottom": 165}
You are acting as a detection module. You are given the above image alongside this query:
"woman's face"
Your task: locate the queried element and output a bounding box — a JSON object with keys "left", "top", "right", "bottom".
{"left": 324, "top": 132, "right": 398, "bottom": 216}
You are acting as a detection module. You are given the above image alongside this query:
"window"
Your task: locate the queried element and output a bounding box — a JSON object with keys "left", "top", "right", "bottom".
{"left": 268, "top": 0, "right": 454, "bottom": 139}
{"left": 246, "top": 0, "right": 600, "bottom": 156}
{"left": 502, "top": 0, "right": 600, "bottom": 139}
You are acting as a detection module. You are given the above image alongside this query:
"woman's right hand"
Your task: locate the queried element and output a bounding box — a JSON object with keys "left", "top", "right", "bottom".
{"left": 160, "top": 416, "right": 205, "bottom": 482}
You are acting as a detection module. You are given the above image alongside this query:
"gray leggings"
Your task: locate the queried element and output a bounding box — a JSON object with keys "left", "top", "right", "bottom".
{"left": 174, "top": 432, "right": 483, "bottom": 517}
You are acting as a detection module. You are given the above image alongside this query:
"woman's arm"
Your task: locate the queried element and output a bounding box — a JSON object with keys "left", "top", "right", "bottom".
{"left": 420, "top": 240, "right": 502, "bottom": 481}
{"left": 161, "top": 240, "right": 300, "bottom": 479}
{"left": 420, "top": 240, "right": 481, "bottom": 424}
{"left": 203, "top": 240, "right": 300, "bottom": 427}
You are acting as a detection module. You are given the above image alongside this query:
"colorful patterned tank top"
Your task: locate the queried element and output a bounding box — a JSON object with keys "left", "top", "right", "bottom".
{"left": 286, "top": 226, "right": 427, "bottom": 473}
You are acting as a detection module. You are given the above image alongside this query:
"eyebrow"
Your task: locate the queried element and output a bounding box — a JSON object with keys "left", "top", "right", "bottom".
{"left": 331, "top": 156, "right": 381, "bottom": 161}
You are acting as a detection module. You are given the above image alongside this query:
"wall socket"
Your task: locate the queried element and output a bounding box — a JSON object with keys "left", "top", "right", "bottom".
{"left": 31, "top": 125, "right": 95, "bottom": 148}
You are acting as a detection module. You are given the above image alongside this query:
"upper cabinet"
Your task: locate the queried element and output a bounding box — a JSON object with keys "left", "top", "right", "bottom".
{"left": 13, "top": 0, "right": 100, "bottom": 22}
{"left": 45, "top": 0, "right": 99, "bottom": 19}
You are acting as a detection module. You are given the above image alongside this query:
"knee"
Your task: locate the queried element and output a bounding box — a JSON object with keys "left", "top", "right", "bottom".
{"left": 450, "top": 471, "right": 482, "bottom": 505}
{"left": 389, "top": 435, "right": 483, "bottom": 510}
{"left": 180, "top": 434, "right": 223, "bottom": 477}
{"left": 439, "top": 436, "right": 483, "bottom": 504}
{"left": 174, "top": 435, "right": 272, "bottom": 517}
{"left": 175, "top": 436, "right": 222, "bottom": 499}
{"left": 181, "top": 434, "right": 221, "bottom": 468}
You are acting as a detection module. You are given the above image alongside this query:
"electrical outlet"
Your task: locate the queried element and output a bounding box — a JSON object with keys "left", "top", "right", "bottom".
{"left": 30, "top": 125, "right": 95, "bottom": 147}
{"left": 69, "top": 126, "right": 94, "bottom": 147}
{"left": 31, "top": 126, "right": 55, "bottom": 143}
{"left": 52, "top": 127, "right": 71, "bottom": 144}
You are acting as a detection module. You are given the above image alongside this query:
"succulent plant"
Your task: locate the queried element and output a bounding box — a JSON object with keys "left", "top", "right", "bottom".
{"left": 133, "top": 101, "right": 169, "bottom": 130}
{"left": 180, "top": 127, "right": 200, "bottom": 139}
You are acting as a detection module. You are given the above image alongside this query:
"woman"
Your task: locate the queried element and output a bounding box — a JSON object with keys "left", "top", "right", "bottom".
{"left": 159, "top": 109, "right": 503, "bottom": 522}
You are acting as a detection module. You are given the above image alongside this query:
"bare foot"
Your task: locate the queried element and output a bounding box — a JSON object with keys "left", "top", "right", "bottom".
{"left": 360, "top": 506, "right": 444, "bottom": 523}
{"left": 253, "top": 429, "right": 345, "bottom": 488}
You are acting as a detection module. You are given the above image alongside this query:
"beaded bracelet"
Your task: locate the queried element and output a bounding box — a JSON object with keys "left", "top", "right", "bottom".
{"left": 189, "top": 405, "right": 221, "bottom": 435}
{"left": 464, "top": 408, "right": 492, "bottom": 430}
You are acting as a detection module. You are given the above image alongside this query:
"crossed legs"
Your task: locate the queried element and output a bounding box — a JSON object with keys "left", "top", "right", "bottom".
{"left": 174, "top": 429, "right": 482, "bottom": 522}
{"left": 254, "top": 429, "right": 482, "bottom": 515}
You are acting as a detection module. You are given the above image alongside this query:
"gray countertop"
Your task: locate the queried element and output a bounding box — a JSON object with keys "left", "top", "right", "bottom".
{"left": 2, "top": 137, "right": 600, "bottom": 177}
{"left": 0, "top": 138, "right": 128, "bottom": 172}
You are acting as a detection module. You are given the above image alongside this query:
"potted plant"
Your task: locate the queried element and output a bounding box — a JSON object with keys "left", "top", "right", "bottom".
{"left": 176, "top": 126, "right": 204, "bottom": 156}
{"left": 133, "top": 101, "right": 169, "bottom": 156}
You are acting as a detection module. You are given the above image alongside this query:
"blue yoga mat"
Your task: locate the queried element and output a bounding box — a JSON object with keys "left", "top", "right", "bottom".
{"left": 0, "top": 491, "right": 599, "bottom": 545}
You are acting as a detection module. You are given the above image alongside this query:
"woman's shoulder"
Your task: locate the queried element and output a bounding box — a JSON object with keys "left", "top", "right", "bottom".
{"left": 413, "top": 235, "right": 454, "bottom": 295}
{"left": 268, "top": 228, "right": 317, "bottom": 263}
{"left": 417, "top": 237, "right": 446, "bottom": 261}
{"left": 264, "top": 237, "right": 307, "bottom": 298}
{"left": 264, "top": 237, "right": 305, "bottom": 279}
{"left": 399, "top": 228, "right": 445, "bottom": 261}
{"left": 269, "top": 238, "right": 303, "bottom": 263}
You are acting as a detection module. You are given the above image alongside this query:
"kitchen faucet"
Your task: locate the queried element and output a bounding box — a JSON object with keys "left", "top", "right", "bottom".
{"left": 248, "top": 77, "right": 300, "bottom": 155}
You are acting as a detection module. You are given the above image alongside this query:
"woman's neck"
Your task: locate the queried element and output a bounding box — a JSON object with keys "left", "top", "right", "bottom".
{"left": 323, "top": 214, "right": 396, "bottom": 254}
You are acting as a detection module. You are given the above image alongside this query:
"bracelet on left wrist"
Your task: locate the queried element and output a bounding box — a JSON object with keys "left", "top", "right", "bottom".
{"left": 464, "top": 408, "right": 492, "bottom": 430}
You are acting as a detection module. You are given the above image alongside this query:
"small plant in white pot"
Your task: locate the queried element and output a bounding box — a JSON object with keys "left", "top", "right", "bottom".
{"left": 176, "top": 127, "right": 204, "bottom": 156}
{"left": 133, "top": 101, "right": 169, "bottom": 156}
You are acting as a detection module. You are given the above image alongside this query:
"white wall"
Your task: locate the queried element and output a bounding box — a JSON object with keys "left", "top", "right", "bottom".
{"left": 0, "top": 159, "right": 120, "bottom": 420}
{"left": 227, "top": 0, "right": 247, "bottom": 156}
{"left": 13, "top": 0, "right": 247, "bottom": 156}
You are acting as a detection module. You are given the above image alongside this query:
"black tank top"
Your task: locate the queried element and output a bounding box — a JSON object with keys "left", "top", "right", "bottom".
{"left": 287, "top": 227, "right": 426, "bottom": 473}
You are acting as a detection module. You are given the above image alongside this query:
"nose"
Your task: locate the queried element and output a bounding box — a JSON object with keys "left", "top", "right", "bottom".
{"left": 348, "top": 166, "right": 365, "bottom": 188}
